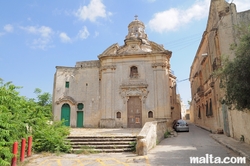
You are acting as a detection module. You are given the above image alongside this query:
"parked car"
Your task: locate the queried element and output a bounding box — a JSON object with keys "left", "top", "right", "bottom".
{"left": 173, "top": 119, "right": 189, "bottom": 132}
{"left": 172, "top": 119, "right": 178, "bottom": 128}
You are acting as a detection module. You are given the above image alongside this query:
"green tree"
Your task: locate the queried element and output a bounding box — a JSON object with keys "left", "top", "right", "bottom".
{"left": 34, "top": 88, "right": 52, "bottom": 106}
{"left": 0, "top": 79, "right": 70, "bottom": 166}
{"left": 219, "top": 25, "right": 250, "bottom": 110}
{"left": 34, "top": 88, "right": 52, "bottom": 118}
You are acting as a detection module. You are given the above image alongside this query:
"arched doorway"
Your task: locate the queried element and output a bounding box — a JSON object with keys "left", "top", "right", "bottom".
{"left": 61, "top": 103, "right": 70, "bottom": 126}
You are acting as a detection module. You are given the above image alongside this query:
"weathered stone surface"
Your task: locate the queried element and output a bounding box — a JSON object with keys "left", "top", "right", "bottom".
{"left": 189, "top": 0, "right": 250, "bottom": 145}
{"left": 53, "top": 17, "right": 180, "bottom": 128}
{"left": 136, "top": 120, "right": 168, "bottom": 156}
{"left": 136, "top": 138, "right": 147, "bottom": 155}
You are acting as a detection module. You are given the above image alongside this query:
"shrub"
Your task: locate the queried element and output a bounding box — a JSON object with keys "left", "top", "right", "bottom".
{"left": 164, "top": 130, "right": 171, "bottom": 138}
{"left": 0, "top": 79, "right": 71, "bottom": 165}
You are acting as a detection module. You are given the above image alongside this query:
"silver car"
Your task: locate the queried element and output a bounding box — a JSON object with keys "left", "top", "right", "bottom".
{"left": 173, "top": 119, "right": 189, "bottom": 132}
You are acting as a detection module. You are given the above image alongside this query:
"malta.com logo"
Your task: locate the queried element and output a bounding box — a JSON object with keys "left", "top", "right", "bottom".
{"left": 190, "top": 154, "right": 246, "bottom": 164}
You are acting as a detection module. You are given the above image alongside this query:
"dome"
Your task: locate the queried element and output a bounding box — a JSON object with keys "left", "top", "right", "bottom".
{"left": 128, "top": 17, "right": 145, "bottom": 29}
{"left": 126, "top": 15, "right": 148, "bottom": 40}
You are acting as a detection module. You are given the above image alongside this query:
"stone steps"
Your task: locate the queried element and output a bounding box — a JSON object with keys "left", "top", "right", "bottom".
{"left": 67, "top": 135, "right": 137, "bottom": 153}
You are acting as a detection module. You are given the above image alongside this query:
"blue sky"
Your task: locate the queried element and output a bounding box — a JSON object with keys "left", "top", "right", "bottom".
{"left": 1, "top": 0, "right": 249, "bottom": 106}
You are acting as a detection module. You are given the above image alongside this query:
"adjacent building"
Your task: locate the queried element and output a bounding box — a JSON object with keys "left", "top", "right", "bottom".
{"left": 190, "top": 0, "right": 250, "bottom": 144}
{"left": 53, "top": 17, "right": 181, "bottom": 128}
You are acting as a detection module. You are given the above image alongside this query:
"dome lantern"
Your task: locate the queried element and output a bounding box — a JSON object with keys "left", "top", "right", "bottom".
{"left": 125, "top": 15, "right": 148, "bottom": 40}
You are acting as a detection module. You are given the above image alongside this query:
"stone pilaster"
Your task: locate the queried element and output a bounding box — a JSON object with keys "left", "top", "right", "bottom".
{"left": 152, "top": 62, "right": 171, "bottom": 118}
{"left": 100, "top": 65, "right": 116, "bottom": 127}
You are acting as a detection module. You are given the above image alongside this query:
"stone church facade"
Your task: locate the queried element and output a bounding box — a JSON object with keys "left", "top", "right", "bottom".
{"left": 53, "top": 18, "right": 179, "bottom": 128}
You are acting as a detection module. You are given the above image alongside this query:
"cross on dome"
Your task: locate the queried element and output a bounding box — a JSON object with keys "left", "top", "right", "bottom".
{"left": 134, "top": 15, "right": 138, "bottom": 20}
{"left": 126, "top": 16, "right": 148, "bottom": 40}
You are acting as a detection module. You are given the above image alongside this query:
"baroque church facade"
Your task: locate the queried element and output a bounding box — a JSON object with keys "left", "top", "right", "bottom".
{"left": 53, "top": 18, "right": 179, "bottom": 128}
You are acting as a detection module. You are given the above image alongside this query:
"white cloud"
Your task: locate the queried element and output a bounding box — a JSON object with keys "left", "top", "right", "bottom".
{"left": 21, "top": 26, "right": 53, "bottom": 37}
{"left": 94, "top": 31, "right": 99, "bottom": 38}
{"left": 4, "top": 24, "right": 14, "bottom": 32}
{"left": 77, "top": 26, "right": 90, "bottom": 40}
{"left": 59, "top": 32, "right": 71, "bottom": 43}
{"left": 75, "top": 0, "right": 111, "bottom": 22}
{"left": 20, "top": 25, "right": 53, "bottom": 49}
{"left": 148, "top": 0, "right": 210, "bottom": 33}
{"left": 233, "top": 0, "right": 250, "bottom": 12}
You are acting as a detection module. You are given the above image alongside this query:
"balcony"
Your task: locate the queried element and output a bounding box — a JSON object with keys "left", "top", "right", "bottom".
{"left": 197, "top": 86, "right": 204, "bottom": 97}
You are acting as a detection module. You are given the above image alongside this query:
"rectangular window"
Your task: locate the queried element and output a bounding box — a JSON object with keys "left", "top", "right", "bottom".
{"left": 65, "top": 81, "right": 69, "bottom": 88}
{"left": 198, "top": 107, "right": 201, "bottom": 119}
{"left": 135, "top": 118, "right": 140, "bottom": 123}
{"left": 206, "top": 102, "right": 209, "bottom": 116}
{"left": 209, "top": 99, "right": 213, "bottom": 116}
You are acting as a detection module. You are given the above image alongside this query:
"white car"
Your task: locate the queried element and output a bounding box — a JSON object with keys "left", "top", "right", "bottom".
{"left": 173, "top": 119, "right": 189, "bottom": 132}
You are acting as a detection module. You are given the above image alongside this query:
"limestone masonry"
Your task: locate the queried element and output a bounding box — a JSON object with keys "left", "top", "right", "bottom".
{"left": 53, "top": 17, "right": 180, "bottom": 128}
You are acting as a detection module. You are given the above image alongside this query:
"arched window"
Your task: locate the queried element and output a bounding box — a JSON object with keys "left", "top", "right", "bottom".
{"left": 148, "top": 111, "right": 153, "bottom": 118}
{"left": 116, "top": 112, "right": 121, "bottom": 118}
{"left": 130, "top": 66, "right": 138, "bottom": 78}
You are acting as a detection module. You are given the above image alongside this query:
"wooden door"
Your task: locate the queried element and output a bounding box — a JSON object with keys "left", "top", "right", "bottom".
{"left": 127, "top": 96, "right": 142, "bottom": 128}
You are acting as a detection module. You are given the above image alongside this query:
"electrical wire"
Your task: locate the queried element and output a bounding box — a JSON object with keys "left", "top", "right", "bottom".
{"left": 177, "top": 78, "right": 190, "bottom": 83}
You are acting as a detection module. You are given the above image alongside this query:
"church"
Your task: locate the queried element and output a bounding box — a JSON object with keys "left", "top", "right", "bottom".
{"left": 52, "top": 17, "right": 179, "bottom": 128}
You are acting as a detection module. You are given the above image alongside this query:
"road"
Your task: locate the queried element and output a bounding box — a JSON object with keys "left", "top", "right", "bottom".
{"left": 24, "top": 124, "right": 249, "bottom": 166}
{"left": 147, "top": 123, "right": 249, "bottom": 165}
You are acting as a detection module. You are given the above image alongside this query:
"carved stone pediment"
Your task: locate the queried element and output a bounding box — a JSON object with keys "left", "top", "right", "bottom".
{"left": 98, "top": 43, "right": 120, "bottom": 58}
{"left": 120, "top": 81, "right": 148, "bottom": 103}
{"left": 56, "top": 96, "right": 77, "bottom": 105}
{"left": 117, "top": 39, "right": 152, "bottom": 55}
{"left": 150, "top": 41, "right": 165, "bottom": 51}
{"left": 98, "top": 39, "right": 170, "bottom": 57}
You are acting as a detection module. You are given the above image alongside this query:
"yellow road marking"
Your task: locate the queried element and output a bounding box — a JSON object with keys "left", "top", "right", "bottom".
{"left": 96, "top": 158, "right": 106, "bottom": 166}
{"left": 145, "top": 156, "right": 151, "bottom": 166}
{"left": 72, "top": 159, "right": 84, "bottom": 166}
{"left": 32, "top": 156, "right": 151, "bottom": 166}
{"left": 39, "top": 159, "right": 50, "bottom": 166}
{"left": 111, "top": 158, "right": 129, "bottom": 166}
{"left": 56, "top": 159, "right": 62, "bottom": 166}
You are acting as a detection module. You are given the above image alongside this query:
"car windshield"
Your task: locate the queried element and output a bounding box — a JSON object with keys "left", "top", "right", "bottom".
{"left": 177, "top": 120, "right": 186, "bottom": 125}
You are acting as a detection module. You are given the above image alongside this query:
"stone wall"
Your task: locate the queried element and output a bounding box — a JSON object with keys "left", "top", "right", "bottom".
{"left": 136, "top": 120, "right": 168, "bottom": 156}
{"left": 189, "top": 0, "right": 250, "bottom": 143}
{"left": 100, "top": 119, "right": 116, "bottom": 128}
{"left": 228, "top": 110, "right": 250, "bottom": 144}
{"left": 53, "top": 18, "right": 177, "bottom": 129}
{"left": 53, "top": 66, "right": 101, "bottom": 127}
